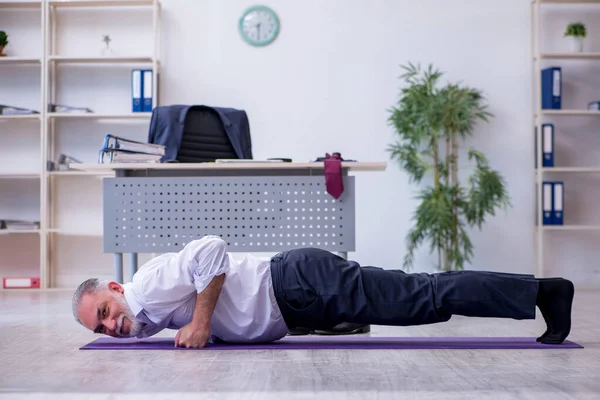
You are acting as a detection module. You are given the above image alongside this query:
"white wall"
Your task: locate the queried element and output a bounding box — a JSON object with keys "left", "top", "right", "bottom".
{"left": 160, "top": 0, "right": 537, "bottom": 275}
{"left": 2, "top": 0, "right": 600, "bottom": 287}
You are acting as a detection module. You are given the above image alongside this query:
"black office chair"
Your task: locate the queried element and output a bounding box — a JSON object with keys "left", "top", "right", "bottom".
{"left": 176, "top": 106, "right": 239, "bottom": 163}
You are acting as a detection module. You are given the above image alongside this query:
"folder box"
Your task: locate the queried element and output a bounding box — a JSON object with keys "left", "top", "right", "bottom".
{"left": 543, "top": 182, "right": 553, "bottom": 225}
{"left": 541, "top": 67, "right": 561, "bottom": 110}
{"left": 142, "top": 69, "right": 153, "bottom": 112}
{"left": 131, "top": 69, "right": 142, "bottom": 112}
{"left": 537, "top": 181, "right": 564, "bottom": 226}
{"left": 542, "top": 123, "right": 554, "bottom": 167}
{"left": 534, "top": 124, "right": 555, "bottom": 168}
{"left": 552, "top": 181, "right": 564, "bottom": 225}
{"left": 3, "top": 277, "right": 40, "bottom": 289}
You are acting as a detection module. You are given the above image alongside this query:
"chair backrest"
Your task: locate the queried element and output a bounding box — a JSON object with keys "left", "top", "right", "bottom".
{"left": 176, "top": 106, "right": 238, "bottom": 163}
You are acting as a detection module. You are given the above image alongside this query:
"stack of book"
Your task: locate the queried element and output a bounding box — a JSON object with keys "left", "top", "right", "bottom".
{"left": 98, "top": 134, "right": 165, "bottom": 164}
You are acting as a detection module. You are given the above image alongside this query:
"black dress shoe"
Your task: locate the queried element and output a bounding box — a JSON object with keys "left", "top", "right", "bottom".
{"left": 287, "top": 323, "right": 371, "bottom": 336}
{"left": 313, "top": 322, "right": 371, "bottom": 335}
{"left": 287, "top": 326, "right": 313, "bottom": 336}
{"left": 536, "top": 278, "right": 561, "bottom": 342}
{"left": 536, "top": 277, "right": 575, "bottom": 344}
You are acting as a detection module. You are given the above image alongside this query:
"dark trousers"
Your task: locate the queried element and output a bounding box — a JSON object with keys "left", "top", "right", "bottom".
{"left": 270, "top": 247, "right": 540, "bottom": 330}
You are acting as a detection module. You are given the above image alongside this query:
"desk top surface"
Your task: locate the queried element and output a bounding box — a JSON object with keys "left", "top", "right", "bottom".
{"left": 69, "top": 161, "right": 387, "bottom": 172}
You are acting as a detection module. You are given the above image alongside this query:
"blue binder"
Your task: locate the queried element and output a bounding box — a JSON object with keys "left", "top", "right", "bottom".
{"left": 542, "top": 67, "right": 561, "bottom": 109}
{"left": 131, "top": 69, "right": 142, "bottom": 112}
{"left": 542, "top": 181, "right": 553, "bottom": 225}
{"left": 142, "top": 69, "right": 153, "bottom": 112}
{"left": 542, "top": 123, "right": 554, "bottom": 167}
{"left": 552, "top": 181, "right": 564, "bottom": 225}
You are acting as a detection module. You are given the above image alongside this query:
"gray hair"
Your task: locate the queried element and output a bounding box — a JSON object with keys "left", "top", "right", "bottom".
{"left": 72, "top": 278, "right": 109, "bottom": 325}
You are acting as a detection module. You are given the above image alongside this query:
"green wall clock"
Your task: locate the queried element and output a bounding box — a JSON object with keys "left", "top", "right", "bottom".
{"left": 238, "top": 5, "right": 280, "bottom": 47}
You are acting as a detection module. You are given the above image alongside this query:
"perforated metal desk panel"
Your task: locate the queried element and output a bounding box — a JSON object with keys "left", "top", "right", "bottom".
{"left": 71, "top": 162, "right": 386, "bottom": 282}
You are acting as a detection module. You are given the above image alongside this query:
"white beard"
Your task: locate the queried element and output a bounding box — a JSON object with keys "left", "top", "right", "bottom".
{"left": 112, "top": 292, "right": 143, "bottom": 337}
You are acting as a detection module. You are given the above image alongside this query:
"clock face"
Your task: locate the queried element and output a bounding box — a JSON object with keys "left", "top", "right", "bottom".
{"left": 239, "top": 5, "right": 280, "bottom": 47}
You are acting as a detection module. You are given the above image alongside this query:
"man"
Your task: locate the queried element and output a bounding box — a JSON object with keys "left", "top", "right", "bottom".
{"left": 72, "top": 235, "right": 575, "bottom": 347}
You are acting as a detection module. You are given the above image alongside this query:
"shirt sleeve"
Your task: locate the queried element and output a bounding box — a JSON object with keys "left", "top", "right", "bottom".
{"left": 132, "top": 235, "right": 231, "bottom": 315}
{"left": 178, "top": 235, "right": 231, "bottom": 294}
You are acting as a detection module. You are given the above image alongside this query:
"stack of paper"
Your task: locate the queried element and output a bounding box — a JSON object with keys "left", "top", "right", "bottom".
{"left": 48, "top": 104, "right": 93, "bottom": 114}
{"left": 0, "top": 220, "right": 40, "bottom": 230}
{"left": 0, "top": 104, "right": 39, "bottom": 115}
{"left": 98, "top": 134, "right": 165, "bottom": 164}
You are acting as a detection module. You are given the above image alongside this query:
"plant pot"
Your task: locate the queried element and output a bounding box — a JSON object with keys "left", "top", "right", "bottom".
{"left": 0, "top": 45, "right": 6, "bottom": 57}
{"left": 568, "top": 36, "right": 584, "bottom": 52}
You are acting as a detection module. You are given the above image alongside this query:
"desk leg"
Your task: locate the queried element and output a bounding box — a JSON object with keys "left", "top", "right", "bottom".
{"left": 114, "top": 253, "right": 123, "bottom": 283}
{"left": 129, "top": 253, "right": 138, "bottom": 281}
{"left": 337, "top": 251, "right": 348, "bottom": 260}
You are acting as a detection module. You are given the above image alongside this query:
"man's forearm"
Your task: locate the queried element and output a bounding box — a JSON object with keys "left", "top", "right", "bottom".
{"left": 191, "top": 273, "right": 225, "bottom": 329}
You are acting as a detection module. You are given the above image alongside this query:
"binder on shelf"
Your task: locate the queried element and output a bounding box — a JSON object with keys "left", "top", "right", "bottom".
{"left": 3, "top": 277, "right": 40, "bottom": 289}
{"left": 142, "top": 69, "right": 153, "bottom": 112}
{"left": 103, "top": 134, "right": 165, "bottom": 156}
{"left": 552, "top": 181, "right": 564, "bottom": 225}
{"left": 131, "top": 69, "right": 142, "bottom": 112}
{"left": 542, "top": 123, "right": 554, "bottom": 167}
{"left": 541, "top": 67, "right": 561, "bottom": 110}
{"left": 543, "top": 181, "right": 553, "bottom": 225}
{"left": 99, "top": 149, "right": 162, "bottom": 164}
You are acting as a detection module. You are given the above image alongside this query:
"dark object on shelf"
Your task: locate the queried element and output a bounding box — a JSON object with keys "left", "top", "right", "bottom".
{"left": 0, "top": 104, "right": 39, "bottom": 115}
{"left": 288, "top": 323, "right": 371, "bottom": 336}
{"left": 47, "top": 153, "right": 83, "bottom": 171}
{"left": 48, "top": 104, "right": 93, "bottom": 113}
{"left": 314, "top": 152, "right": 357, "bottom": 162}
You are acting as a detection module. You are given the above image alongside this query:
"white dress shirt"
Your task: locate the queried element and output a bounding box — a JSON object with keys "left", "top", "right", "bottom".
{"left": 122, "top": 235, "right": 289, "bottom": 343}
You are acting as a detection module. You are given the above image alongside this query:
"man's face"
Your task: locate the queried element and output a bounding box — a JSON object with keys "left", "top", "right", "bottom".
{"left": 77, "top": 281, "right": 142, "bottom": 338}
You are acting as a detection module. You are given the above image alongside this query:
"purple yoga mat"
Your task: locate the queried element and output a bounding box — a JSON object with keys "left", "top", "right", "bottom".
{"left": 80, "top": 336, "right": 583, "bottom": 350}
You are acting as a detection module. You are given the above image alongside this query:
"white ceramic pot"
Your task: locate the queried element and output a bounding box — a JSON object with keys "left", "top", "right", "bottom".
{"left": 569, "top": 36, "right": 584, "bottom": 52}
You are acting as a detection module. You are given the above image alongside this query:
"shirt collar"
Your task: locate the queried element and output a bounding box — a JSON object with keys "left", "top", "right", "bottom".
{"left": 123, "top": 282, "right": 144, "bottom": 318}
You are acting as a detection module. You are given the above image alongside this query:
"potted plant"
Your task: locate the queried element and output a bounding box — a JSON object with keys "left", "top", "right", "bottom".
{"left": 564, "top": 22, "right": 586, "bottom": 52}
{"left": 387, "top": 63, "right": 511, "bottom": 272}
{"left": 0, "top": 31, "right": 8, "bottom": 56}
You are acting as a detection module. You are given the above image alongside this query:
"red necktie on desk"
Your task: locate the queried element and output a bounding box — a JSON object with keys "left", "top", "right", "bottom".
{"left": 324, "top": 153, "right": 344, "bottom": 199}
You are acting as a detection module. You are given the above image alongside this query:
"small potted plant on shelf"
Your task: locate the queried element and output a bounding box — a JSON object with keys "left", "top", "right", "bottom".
{"left": 564, "top": 22, "right": 586, "bottom": 53}
{"left": 0, "top": 31, "right": 8, "bottom": 57}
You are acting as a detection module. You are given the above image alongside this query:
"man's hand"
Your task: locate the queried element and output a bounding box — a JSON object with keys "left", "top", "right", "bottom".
{"left": 174, "top": 321, "right": 211, "bottom": 348}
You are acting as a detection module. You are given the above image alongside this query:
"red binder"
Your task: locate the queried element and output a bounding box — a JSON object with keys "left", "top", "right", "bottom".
{"left": 2, "top": 277, "right": 40, "bottom": 289}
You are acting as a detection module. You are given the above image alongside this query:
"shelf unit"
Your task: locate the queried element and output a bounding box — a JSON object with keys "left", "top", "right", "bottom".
{"left": 0, "top": 0, "right": 161, "bottom": 290}
{"left": 532, "top": 0, "right": 600, "bottom": 278}
{"left": 0, "top": 0, "right": 45, "bottom": 290}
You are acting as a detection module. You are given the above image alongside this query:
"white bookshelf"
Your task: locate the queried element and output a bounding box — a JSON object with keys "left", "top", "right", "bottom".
{"left": 532, "top": 0, "right": 600, "bottom": 280}
{"left": 0, "top": 0, "right": 45, "bottom": 289}
{"left": 0, "top": 1, "right": 42, "bottom": 8}
{"left": 0, "top": 0, "right": 161, "bottom": 290}
{"left": 47, "top": 112, "right": 152, "bottom": 119}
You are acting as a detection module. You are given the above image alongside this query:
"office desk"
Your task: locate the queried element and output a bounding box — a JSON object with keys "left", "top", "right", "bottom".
{"left": 71, "top": 161, "right": 387, "bottom": 282}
